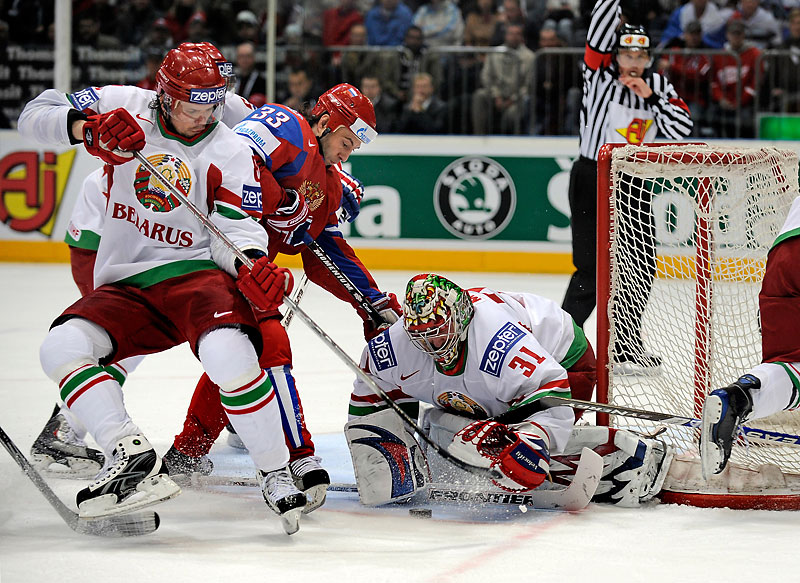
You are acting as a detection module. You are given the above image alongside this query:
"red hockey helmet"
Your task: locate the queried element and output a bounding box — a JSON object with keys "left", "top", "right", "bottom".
{"left": 187, "top": 41, "right": 234, "bottom": 83}
{"left": 310, "top": 83, "right": 378, "bottom": 145}
{"left": 156, "top": 47, "right": 226, "bottom": 107}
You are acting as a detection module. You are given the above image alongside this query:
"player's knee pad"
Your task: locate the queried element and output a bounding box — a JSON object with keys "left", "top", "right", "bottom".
{"left": 197, "top": 326, "right": 261, "bottom": 391}
{"left": 345, "top": 408, "right": 429, "bottom": 506}
{"left": 40, "top": 318, "right": 113, "bottom": 382}
{"left": 552, "top": 425, "right": 674, "bottom": 507}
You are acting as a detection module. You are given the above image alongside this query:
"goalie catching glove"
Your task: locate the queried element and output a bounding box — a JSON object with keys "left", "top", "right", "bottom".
{"left": 82, "top": 108, "right": 145, "bottom": 165}
{"left": 237, "top": 256, "right": 294, "bottom": 312}
{"left": 448, "top": 419, "right": 550, "bottom": 492}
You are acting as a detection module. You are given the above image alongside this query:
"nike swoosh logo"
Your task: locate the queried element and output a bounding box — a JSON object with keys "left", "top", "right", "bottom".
{"left": 214, "top": 311, "right": 233, "bottom": 318}
{"left": 135, "top": 113, "right": 154, "bottom": 126}
{"left": 400, "top": 370, "right": 420, "bottom": 381}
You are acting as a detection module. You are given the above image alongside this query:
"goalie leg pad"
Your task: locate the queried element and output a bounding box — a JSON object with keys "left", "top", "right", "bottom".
{"left": 345, "top": 409, "right": 429, "bottom": 506}
{"left": 550, "top": 426, "right": 673, "bottom": 507}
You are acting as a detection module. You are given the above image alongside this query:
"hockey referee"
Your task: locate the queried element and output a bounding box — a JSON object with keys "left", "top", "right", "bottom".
{"left": 561, "top": 0, "right": 693, "bottom": 374}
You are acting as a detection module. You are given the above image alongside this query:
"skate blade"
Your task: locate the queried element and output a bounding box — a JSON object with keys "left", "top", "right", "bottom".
{"left": 226, "top": 432, "right": 248, "bottom": 451}
{"left": 31, "top": 453, "right": 102, "bottom": 480}
{"left": 280, "top": 507, "right": 303, "bottom": 535}
{"left": 614, "top": 362, "right": 662, "bottom": 377}
{"left": 700, "top": 395, "right": 724, "bottom": 480}
{"left": 79, "top": 474, "right": 181, "bottom": 519}
{"left": 301, "top": 483, "right": 328, "bottom": 514}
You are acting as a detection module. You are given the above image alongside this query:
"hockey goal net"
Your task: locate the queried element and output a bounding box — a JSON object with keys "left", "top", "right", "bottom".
{"left": 596, "top": 143, "right": 800, "bottom": 508}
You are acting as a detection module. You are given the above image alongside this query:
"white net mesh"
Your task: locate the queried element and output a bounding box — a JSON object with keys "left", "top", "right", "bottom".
{"left": 601, "top": 144, "right": 800, "bottom": 477}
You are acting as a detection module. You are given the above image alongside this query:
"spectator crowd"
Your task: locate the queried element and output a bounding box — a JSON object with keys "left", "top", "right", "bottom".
{"left": 1, "top": 0, "right": 799, "bottom": 137}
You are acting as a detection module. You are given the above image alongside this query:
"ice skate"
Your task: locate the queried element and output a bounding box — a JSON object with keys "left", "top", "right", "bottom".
{"left": 163, "top": 445, "right": 213, "bottom": 484}
{"left": 613, "top": 345, "right": 662, "bottom": 376}
{"left": 76, "top": 434, "right": 181, "bottom": 518}
{"left": 700, "top": 375, "right": 757, "bottom": 479}
{"left": 259, "top": 467, "right": 307, "bottom": 535}
{"left": 289, "top": 455, "right": 330, "bottom": 513}
{"left": 225, "top": 423, "right": 247, "bottom": 451}
{"left": 31, "top": 404, "right": 104, "bottom": 479}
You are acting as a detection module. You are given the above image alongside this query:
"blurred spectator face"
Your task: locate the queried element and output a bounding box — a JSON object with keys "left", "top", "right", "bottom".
{"left": 404, "top": 27, "right": 424, "bottom": 51}
{"left": 413, "top": 74, "right": 434, "bottom": 101}
{"left": 539, "top": 28, "right": 560, "bottom": 48}
{"left": 288, "top": 70, "right": 312, "bottom": 99}
{"left": 503, "top": 0, "right": 524, "bottom": 23}
{"left": 77, "top": 16, "right": 100, "bottom": 42}
{"left": 690, "top": 0, "right": 708, "bottom": 13}
{"left": 237, "top": 11, "right": 260, "bottom": 43}
{"left": 727, "top": 22, "right": 746, "bottom": 50}
{"left": 236, "top": 43, "right": 256, "bottom": 74}
{"left": 504, "top": 24, "right": 524, "bottom": 48}
{"left": 740, "top": 0, "right": 758, "bottom": 19}
{"left": 361, "top": 76, "right": 381, "bottom": 101}
{"left": 381, "top": 0, "right": 400, "bottom": 12}
{"left": 150, "top": 19, "right": 171, "bottom": 45}
{"left": 684, "top": 23, "right": 703, "bottom": 47}
{"left": 790, "top": 11, "right": 800, "bottom": 39}
{"left": 477, "top": 0, "right": 494, "bottom": 13}
{"left": 349, "top": 23, "right": 367, "bottom": 45}
{"left": 187, "top": 13, "right": 207, "bottom": 41}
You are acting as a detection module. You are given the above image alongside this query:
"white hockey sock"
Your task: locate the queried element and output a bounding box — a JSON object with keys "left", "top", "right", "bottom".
{"left": 749, "top": 362, "right": 800, "bottom": 419}
{"left": 60, "top": 368, "right": 140, "bottom": 458}
{"left": 198, "top": 327, "right": 289, "bottom": 472}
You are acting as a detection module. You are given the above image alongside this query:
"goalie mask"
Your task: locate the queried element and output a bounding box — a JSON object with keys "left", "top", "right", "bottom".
{"left": 310, "top": 83, "right": 378, "bottom": 145}
{"left": 403, "top": 273, "right": 474, "bottom": 367}
{"left": 156, "top": 47, "right": 226, "bottom": 137}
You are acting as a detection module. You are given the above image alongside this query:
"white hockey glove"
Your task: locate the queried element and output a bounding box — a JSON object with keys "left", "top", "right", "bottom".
{"left": 345, "top": 409, "right": 429, "bottom": 506}
{"left": 448, "top": 420, "right": 550, "bottom": 492}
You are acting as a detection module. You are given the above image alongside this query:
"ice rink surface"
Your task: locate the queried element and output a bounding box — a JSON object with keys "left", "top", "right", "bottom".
{"left": 0, "top": 263, "right": 796, "bottom": 583}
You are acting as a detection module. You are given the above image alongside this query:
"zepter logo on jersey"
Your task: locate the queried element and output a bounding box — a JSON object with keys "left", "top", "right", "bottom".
{"left": 134, "top": 154, "right": 190, "bottom": 212}
{"left": 297, "top": 179, "right": 325, "bottom": 212}
{"left": 433, "top": 156, "right": 516, "bottom": 240}
{"left": 435, "top": 391, "right": 488, "bottom": 419}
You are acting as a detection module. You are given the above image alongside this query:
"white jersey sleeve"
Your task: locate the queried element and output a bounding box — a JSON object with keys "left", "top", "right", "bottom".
{"left": 66, "top": 169, "right": 108, "bottom": 250}
{"left": 17, "top": 88, "right": 79, "bottom": 145}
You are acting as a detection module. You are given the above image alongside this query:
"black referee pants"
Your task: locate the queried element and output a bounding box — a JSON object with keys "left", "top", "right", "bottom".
{"left": 561, "top": 156, "right": 657, "bottom": 356}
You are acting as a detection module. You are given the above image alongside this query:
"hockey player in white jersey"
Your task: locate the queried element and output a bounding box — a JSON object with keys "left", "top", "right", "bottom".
{"left": 28, "top": 41, "right": 257, "bottom": 480}
{"left": 345, "top": 274, "right": 672, "bottom": 507}
{"left": 18, "top": 46, "right": 308, "bottom": 532}
{"left": 702, "top": 192, "right": 800, "bottom": 478}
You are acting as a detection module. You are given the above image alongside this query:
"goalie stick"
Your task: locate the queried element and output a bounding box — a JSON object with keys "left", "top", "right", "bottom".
{"left": 132, "top": 152, "right": 503, "bottom": 482}
{"left": 496, "top": 396, "right": 800, "bottom": 447}
{"left": 195, "top": 447, "right": 602, "bottom": 511}
{"left": 0, "top": 424, "right": 159, "bottom": 537}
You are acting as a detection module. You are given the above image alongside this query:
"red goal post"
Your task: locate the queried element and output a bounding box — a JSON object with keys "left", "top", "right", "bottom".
{"left": 595, "top": 142, "right": 800, "bottom": 509}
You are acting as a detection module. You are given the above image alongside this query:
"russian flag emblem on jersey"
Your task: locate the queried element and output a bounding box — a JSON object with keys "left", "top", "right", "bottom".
{"left": 347, "top": 87, "right": 358, "bottom": 97}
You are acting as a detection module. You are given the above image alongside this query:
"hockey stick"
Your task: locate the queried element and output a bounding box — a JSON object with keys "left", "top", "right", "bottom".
{"left": 132, "top": 152, "right": 502, "bottom": 481}
{"left": 304, "top": 239, "right": 384, "bottom": 326}
{"left": 0, "top": 424, "right": 159, "bottom": 537}
{"left": 497, "top": 396, "right": 800, "bottom": 447}
{"left": 281, "top": 273, "right": 309, "bottom": 328}
{"left": 195, "top": 447, "right": 601, "bottom": 511}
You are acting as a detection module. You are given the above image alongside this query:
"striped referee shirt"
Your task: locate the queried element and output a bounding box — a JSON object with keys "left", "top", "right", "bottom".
{"left": 579, "top": 0, "right": 693, "bottom": 161}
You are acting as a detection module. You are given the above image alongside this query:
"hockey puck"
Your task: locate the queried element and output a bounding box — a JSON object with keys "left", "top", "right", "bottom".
{"left": 408, "top": 508, "right": 432, "bottom": 519}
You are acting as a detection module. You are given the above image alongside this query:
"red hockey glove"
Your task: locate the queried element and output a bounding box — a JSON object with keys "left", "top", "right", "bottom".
{"left": 264, "top": 188, "right": 311, "bottom": 247}
{"left": 236, "top": 257, "right": 294, "bottom": 312}
{"left": 448, "top": 420, "right": 550, "bottom": 492}
{"left": 337, "top": 166, "right": 364, "bottom": 223}
{"left": 83, "top": 108, "right": 145, "bottom": 165}
{"left": 363, "top": 292, "right": 402, "bottom": 341}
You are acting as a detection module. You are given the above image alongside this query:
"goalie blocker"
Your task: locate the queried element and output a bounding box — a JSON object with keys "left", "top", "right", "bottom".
{"left": 347, "top": 408, "right": 673, "bottom": 507}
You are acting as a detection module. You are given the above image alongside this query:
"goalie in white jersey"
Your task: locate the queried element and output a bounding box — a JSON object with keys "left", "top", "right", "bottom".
{"left": 18, "top": 46, "right": 309, "bottom": 533}
{"left": 346, "top": 274, "right": 672, "bottom": 506}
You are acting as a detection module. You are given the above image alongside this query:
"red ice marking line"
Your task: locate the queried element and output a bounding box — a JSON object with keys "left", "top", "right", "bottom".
{"left": 426, "top": 511, "right": 576, "bottom": 583}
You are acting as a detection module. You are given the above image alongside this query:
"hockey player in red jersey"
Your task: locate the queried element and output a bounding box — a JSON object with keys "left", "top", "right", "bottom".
{"left": 168, "top": 84, "right": 402, "bottom": 513}
{"left": 19, "top": 46, "right": 309, "bottom": 533}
